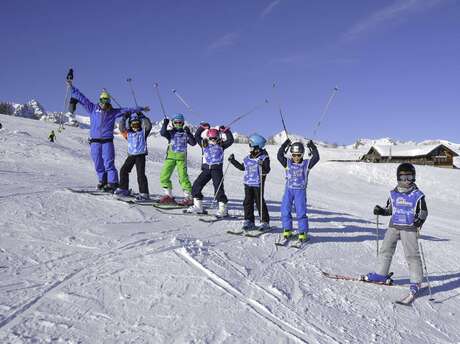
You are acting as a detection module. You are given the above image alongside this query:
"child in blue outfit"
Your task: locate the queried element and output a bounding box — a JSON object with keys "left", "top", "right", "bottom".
{"left": 277, "top": 139, "right": 319, "bottom": 242}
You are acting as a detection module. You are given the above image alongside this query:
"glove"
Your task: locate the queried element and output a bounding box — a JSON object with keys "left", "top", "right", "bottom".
{"left": 200, "top": 122, "right": 210, "bottom": 129}
{"left": 414, "top": 218, "right": 423, "bottom": 228}
{"left": 228, "top": 153, "right": 235, "bottom": 162}
{"left": 163, "top": 118, "right": 170, "bottom": 125}
{"left": 373, "top": 205, "right": 386, "bottom": 216}
{"left": 284, "top": 138, "right": 292, "bottom": 146}
{"left": 123, "top": 112, "right": 131, "bottom": 119}
{"left": 184, "top": 126, "right": 191, "bottom": 134}
{"left": 307, "top": 140, "right": 316, "bottom": 150}
{"left": 219, "top": 125, "right": 229, "bottom": 132}
{"left": 142, "top": 106, "right": 150, "bottom": 112}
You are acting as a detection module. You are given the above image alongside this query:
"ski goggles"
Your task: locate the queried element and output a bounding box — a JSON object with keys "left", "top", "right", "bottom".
{"left": 292, "top": 153, "right": 303, "bottom": 158}
{"left": 173, "top": 120, "right": 184, "bottom": 127}
{"left": 208, "top": 137, "right": 219, "bottom": 142}
{"left": 398, "top": 174, "right": 415, "bottom": 182}
{"left": 99, "top": 97, "right": 111, "bottom": 104}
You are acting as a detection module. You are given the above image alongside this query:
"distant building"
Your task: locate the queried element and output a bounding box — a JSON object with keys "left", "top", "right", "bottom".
{"left": 361, "top": 144, "right": 458, "bottom": 168}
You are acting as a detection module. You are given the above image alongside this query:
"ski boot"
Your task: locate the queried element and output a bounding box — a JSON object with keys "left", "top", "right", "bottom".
{"left": 159, "top": 195, "right": 176, "bottom": 204}
{"left": 177, "top": 197, "right": 193, "bottom": 206}
{"left": 114, "top": 188, "right": 131, "bottom": 197}
{"left": 135, "top": 193, "right": 150, "bottom": 201}
{"left": 215, "top": 202, "right": 228, "bottom": 218}
{"left": 409, "top": 283, "right": 421, "bottom": 296}
{"left": 283, "top": 229, "right": 293, "bottom": 239}
{"left": 185, "top": 198, "right": 206, "bottom": 214}
{"left": 258, "top": 222, "right": 270, "bottom": 231}
{"left": 298, "top": 232, "right": 308, "bottom": 242}
{"left": 242, "top": 220, "right": 256, "bottom": 231}
{"left": 97, "top": 181, "right": 107, "bottom": 191}
{"left": 363, "top": 272, "right": 393, "bottom": 285}
{"left": 103, "top": 183, "right": 119, "bottom": 194}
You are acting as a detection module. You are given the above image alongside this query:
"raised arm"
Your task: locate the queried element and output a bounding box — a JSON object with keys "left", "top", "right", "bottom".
{"left": 228, "top": 154, "right": 244, "bottom": 171}
{"left": 71, "top": 86, "right": 95, "bottom": 114}
{"left": 307, "top": 141, "right": 320, "bottom": 170}
{"left": 142, "top": 116, "right": 153, "bottom": 137}
{"left": 185, "top": 126, "right": 197, "bottom": 146}
{"left": 221, "top": 128, "right": 234, "bottom": 150}
{"left": 160, "top": 118, "right": 171, "bottom": 140}
{"left": 277, "top": 138, "right": 291, "bottom": 168}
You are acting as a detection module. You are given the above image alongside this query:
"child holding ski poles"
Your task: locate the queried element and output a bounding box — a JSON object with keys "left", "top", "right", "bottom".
{"left": 365, "top": 163, "right": 428, "bottom": 298}
{"left": 114, "top": 112, "right": 152, "bottom": 201}
{"left": 159, "top": 114, "right": 197, "bottom": 206}
{"left": 228, "top": 133, "right": 271, "bottom": 230}
{"left": 185, "top": 123, "right": 234, "bottom": 217}
{"left": 278, "top": 138, "right": 319, "bottom": 243}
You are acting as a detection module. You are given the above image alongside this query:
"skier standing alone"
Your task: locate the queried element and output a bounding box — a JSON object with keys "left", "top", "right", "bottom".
{"left": 365, "top": 163, "right": 428, "bottom": 296}
{"left": 278, "top": 138, "right": 319, "bottom": 242}
{"left": 159, "top": 114, "right": 196, "bottom": 206}
{"left": 228, "top": 133, "right": 271, "bottom": 230}
{"left": 114, "top": 112, "right": 152, "bottom": 201}
{"left": 186, "top": 123, "right": 234, "bottom": 217}
{"left": 67, "top": 79, "right": 149, "bottom": 192}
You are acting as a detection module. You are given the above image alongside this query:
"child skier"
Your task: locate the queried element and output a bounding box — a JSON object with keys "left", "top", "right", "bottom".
{"left": 67, "top": 79, "right": 148, "bottom": 192}
{"left": 114, "top": 112, "right": 152, "bottom": 201}
{"left": 159, "top": 114, "right": 197, "bottom": 205}
{"left": 186, "top": 123, "right": 234, "bottom": 217}
{"left": 365, "top": 163, "right": 428, "bottom": 296}
{"left": 48, "top": 130, "right": 56, "bottom": 143}
{"left": 228, "top": 133, "right": 271, "bottom": 230}
{"left": 278, "top": 138, "right": 319, "bottom": 242}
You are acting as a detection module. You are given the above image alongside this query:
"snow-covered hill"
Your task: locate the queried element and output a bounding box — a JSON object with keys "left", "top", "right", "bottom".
{"left": 1, "top": 113, "right": 459, "bottom": 343}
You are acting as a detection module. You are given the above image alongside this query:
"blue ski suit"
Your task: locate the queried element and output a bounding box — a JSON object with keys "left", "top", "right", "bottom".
{"left": 71, "top": 86, "right": 144, "bottom": 184}
{"left": 277, "top": 139, "right": 320, "bottom": 233}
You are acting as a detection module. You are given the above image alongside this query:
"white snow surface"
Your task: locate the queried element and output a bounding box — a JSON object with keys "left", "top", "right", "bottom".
{"left": 1, "top": 114, "right": 460, "bottom": 343}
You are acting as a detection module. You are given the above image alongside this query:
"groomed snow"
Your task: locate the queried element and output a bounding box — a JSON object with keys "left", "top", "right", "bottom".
{"left": 0, "top": 114, "right": 459, "bottom": 343}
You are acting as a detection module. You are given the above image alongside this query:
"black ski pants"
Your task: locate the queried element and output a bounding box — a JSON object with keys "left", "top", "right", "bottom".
{"left": 119, "top": 154, "right": 149, "bottom": 194}
{"left": 192, "top": 167, "right": 228, "bottom": 203}
{"left": 244, "top": 184, "right": 269, "bottom": 223}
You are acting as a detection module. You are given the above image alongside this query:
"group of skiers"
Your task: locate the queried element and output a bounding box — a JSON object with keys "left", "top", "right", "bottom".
{"left": 66, "top": 79, "right": 428, "bottom": 297}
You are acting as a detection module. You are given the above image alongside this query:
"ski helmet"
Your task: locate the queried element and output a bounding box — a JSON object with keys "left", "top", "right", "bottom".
{"left": 207, "top": 128, "right": 219, "bottom": 140}
{"left": 290, "top": 142, "right": 305, "bottom": 155}
{"left": 99, "top": 91, "right": 111, "bottom": 104}
{"left": 397, "top": 163, "right": 416, "bottom": 180}
{"left": 248, "top": 133, "right": 266, "bottom": 149}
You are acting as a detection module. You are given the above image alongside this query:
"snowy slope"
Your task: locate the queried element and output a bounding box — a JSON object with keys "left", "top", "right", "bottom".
{"left": 1, "top": 114, "right": 460, "bottom": 343}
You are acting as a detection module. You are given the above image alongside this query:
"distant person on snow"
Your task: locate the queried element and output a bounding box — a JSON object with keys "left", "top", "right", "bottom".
{"left": 67, "top": 78, "right": 149, "bottom": 193}
{"left": 278, "top": 138, "right": 319, "bottom": 242}
{"left": 185, "top": 123, "right": 234, "bottom": 217}
{"left": 364, "top": 163, "right": 428, "bottom": 297}
{"left": 48, "top": 130, "right": 56, "bottom": 143}
{"left": 0, "top": 122, "right": 3, "bottom": 130}
{"left": 114, "top": 112, "right": 152, "bottom": 201}
{"left": 228, "top": 133, "right": 271, "bottom": 231}
{"left": 159, "top": 113, "right": 197, "bottom": 206}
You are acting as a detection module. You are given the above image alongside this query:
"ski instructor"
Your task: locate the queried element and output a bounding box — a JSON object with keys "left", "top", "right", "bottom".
{"left": 66, "top": 77, "right": 149, "bottom": 192}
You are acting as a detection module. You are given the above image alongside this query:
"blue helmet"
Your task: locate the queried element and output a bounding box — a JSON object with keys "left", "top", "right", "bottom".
{"left": 248, "top": 133, "right": 266, "bottom": 149}
{"left": 172, "top": 113, "right": 185, "bottom": 122}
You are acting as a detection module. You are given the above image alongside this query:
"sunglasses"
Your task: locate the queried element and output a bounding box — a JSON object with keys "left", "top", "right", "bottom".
{"left": 209, "top": 137, "right": 218, "bottom": 141}
{"left": 292, "top": 153, "right": 303, "bottom": 158}
{"left": 398, "top": 175, "right": 415, "bottom": 182}
{"left": 99, "top": 97, "right": 110, "bottom": 104}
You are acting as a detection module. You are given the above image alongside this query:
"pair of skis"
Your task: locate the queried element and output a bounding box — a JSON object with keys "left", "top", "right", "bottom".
{"left": 226, "top": 226, "right": 274, "bottom": 238}
{"left": 321, "top": 271, "right": 418, "bottom": 306}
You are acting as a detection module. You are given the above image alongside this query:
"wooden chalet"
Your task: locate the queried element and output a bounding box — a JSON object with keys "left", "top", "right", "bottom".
{"left": 361, "top": 144, "right": 458, "bottom": 168}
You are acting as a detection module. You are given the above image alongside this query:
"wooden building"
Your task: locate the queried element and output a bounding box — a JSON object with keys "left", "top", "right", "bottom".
{"left": 361, "top": 144, "right": 458, "bottom": 168}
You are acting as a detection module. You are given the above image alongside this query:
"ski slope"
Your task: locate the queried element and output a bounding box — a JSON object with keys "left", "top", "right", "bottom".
{"left": 0, "top": 114, "right": 459, "bottom": 344}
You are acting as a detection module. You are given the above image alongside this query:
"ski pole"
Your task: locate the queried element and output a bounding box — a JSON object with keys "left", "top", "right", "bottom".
{"left": 418, "top": 232, "right": 435, "bottom": 301}
{"left": 224, "top": 99, "right": 269, "bottom": 128}
{"left": 272, "top": 82, "right": 289, "bottom": 139}
{"left": 126, "top": 78, "right": 139, "bottom": 107}
{"left": 211, "top": 163, "right": 231, "bottom": 209}
{"left": 376, "top": 215, "right": 380, "bottom": 257}
{"left": 62, "top": 68, "right": 74, "bottom": 129}
{"left": 172, "top": 89, "right": 202, "bottom": 119}
{"left": 153, "top": 82, "right": 168, "bottom": 119}
{"left": 311, "top": 86, "right": 339, "bottom": 140}
{"left": 102, "top": 88, "right": 122, "bottom": 108}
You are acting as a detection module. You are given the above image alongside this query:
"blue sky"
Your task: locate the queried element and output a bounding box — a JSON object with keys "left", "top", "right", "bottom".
{"left": 1, "top": 0, "right": 459, "bottom": 144}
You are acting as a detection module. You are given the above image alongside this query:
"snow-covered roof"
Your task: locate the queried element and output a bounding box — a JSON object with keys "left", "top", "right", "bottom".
{"left": 367, "top": 144, "right": 458, "bottom": 157}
